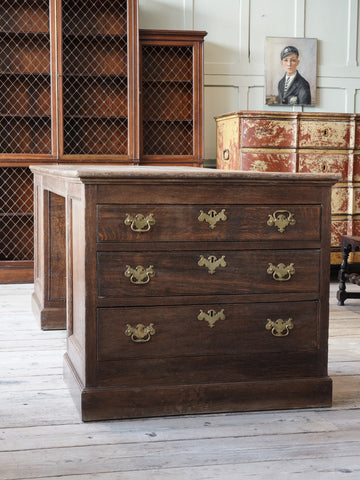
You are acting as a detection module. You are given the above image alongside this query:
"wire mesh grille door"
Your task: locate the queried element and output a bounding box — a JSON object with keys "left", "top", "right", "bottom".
{"left": 142, "top": 45, "right": 194, "bottom": 157}
{"left": 62, "top": 0, "right": 128, "bottom": 156}
{"left": 0, "top": 168, "right": 34, "bottom": 261}
{"left": 0, "top": 0, "right": 52, "bottom": 154}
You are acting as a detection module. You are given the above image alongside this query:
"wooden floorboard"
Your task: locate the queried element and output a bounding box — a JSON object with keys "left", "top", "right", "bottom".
{"left": 0, "top": 281, "right": 360, "bottom": 479}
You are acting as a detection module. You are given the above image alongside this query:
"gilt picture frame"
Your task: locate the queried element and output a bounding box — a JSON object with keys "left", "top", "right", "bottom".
{"left": 265, "top": 37, "right": 317, "bottom": 106}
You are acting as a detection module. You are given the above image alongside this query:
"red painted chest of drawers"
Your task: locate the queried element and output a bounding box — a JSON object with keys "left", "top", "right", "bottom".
{"left": 216, "top": 111, "right": 360, "bottom": 264}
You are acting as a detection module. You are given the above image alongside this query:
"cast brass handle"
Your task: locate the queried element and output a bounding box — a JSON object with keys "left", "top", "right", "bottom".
{"left": 267, "top": 210, "right": 296, "bottom": 233}
{"left": 198, "top": 255, "right": 227, "bottom": 274}
{"left": 124, "top": 265, "right": 155, "bottom": 284}
{"left": 125, "top": 323, "right": 155, "bottom": 343}
{"left": 124, "top": 213, "right": 155, "bottom": 232}
{"left": 267, "top": 262, "right": 295, "bottom": 281}
{"left": 198, "top": 209, "right": 227, "bottom": 229}
{"left": 198, "top": 309, "right": 225, "bottom": 328}
{"left": 265, "top": 318, "right": 293, "bottom": 337}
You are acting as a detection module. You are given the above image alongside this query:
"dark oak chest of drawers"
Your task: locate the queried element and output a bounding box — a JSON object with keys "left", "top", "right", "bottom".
{"left": 31, "top": 165, "right": 338, "bottom": 421}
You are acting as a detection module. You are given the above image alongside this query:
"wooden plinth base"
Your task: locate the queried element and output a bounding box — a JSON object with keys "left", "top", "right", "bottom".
{"left": 64, "top": 354, "right": 332, "bottom": 422}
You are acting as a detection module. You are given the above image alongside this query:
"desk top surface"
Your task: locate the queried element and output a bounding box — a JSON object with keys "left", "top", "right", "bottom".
{"left": 30, "top": 164, "right": 340, "bottom": 186}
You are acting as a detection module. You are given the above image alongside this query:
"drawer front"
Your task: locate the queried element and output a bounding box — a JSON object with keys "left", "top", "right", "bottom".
{"left": 97, "top": 204, "right": 321, "bottom": 243}
{"left": 97, "top": 249, "right": 320, "bottom": 297}
{"left": 241, "top": 151, "right": 296, "bottom": 173}
{"left": 241, "top": 118, "right": 297, "bottom": 148}
{"left": 97, "top": 300, "right": 319, "bottom": 361}
{"left": 299, "top": 120, "right": 351, "bottom": 148}
{"left": 298, "top": 152, "right": 348, "bottom": 181}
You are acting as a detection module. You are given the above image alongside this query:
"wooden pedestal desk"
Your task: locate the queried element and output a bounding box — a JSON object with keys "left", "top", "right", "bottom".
{"left": 30, "top": 165, "right": 338, "bottom": 421}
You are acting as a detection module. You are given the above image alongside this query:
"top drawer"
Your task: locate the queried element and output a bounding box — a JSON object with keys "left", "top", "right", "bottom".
{"left": 97, "top": 204, "right": 321, "bottom": 243}
{"left": 241, "top": 117, "right": 297, "bottom": 148}
{"left": 299, "top": 119, "right": 352, "bottom": 149}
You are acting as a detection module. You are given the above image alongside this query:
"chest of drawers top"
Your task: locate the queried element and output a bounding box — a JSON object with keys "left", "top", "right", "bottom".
{"left": 31, "top": 164, "right": 339, "bottom": 194}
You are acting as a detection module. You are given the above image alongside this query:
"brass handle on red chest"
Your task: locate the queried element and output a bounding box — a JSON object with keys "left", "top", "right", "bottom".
{"left": 124, "top": 213, "right": 155, "bottom": 232}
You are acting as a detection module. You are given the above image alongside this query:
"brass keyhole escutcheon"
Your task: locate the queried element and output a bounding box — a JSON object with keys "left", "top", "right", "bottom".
{"left": 198, "top": 209, "right": 227, "bottom": 229}
{"left": 322, "top": 162, "right": 328, "bottom": 172}
{"left": 266, "top": 318, "right": 293, "bottom": 337}
{"left": 198, "top": 309, "right": 225, "bottom": 328}
{"left": 198, "top": 255, "right": 227, "bottom": 274}
{"left": 267, "top": 262, "right": 295, "bottom": 281}
{"left": 267, "top": 210, "right": 296, "bottom": 233}
{"left": 124, "top": 265, "right": 155, "bottom": 284}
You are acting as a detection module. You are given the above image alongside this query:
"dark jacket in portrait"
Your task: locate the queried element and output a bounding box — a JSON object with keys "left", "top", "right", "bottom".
{"left": 278, "top": 71, "right": 311, "bottom": 105}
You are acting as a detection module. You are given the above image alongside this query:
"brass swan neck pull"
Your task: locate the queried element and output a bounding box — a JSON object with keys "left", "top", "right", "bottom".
{"left": 124, "top": 265, "right": 155, "bottom": 284}
{"left": 267, "top": 210, "right": 296, "bottom": 233}
{"left": 266, "top": 318, "right": 293, "bottom": 337}
{"left": 125, "top": 323, "right": 155, "bottom": 343}
{"left": 267, "top": 262, "right": 295, "bottom": 281}
{"left": 124, "top": 213, "right": 155, "bottom": 232}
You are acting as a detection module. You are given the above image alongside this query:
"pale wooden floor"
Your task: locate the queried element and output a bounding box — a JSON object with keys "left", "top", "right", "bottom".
{"left": 1, "top": 281, "right": 360, "bottom": 480}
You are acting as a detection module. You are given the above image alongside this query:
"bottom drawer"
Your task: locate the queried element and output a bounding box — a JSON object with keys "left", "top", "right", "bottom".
{"left": 97, "top": 300, "right": 320, "bottom": 362}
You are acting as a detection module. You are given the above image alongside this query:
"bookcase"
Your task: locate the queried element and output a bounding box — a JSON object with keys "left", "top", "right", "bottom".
{"left": 139, "top": 29, "right": 206, "bottom": 166}
{"left": 0, "top": 0, "right": 138, "bottom": 283}
{"left": 0, "top": 3, "right": 206, "bottom": 283}
{"left": 59, "top": 0, "right": 139, "bottom": 161}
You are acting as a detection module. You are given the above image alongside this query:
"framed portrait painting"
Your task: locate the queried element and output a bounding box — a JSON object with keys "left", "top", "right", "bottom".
{"left": 265, "top": 37, "right": 317, "bottom": 106}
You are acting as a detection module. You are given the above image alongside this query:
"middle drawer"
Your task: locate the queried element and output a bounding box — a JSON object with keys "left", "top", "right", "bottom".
{"left": 97, "top": 249, "right": 320, "bottom": 298}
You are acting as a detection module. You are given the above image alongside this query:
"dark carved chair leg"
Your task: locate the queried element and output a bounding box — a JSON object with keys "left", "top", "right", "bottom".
{"left": 336, "top": 244, "right": 351, "bottom": 305}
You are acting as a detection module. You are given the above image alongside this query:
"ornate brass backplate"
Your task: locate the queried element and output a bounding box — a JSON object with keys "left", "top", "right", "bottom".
{"left": 267, "top": 262, "right": 295, "bottom": 281}
{"left": 198, "top": 255, "right": 227, "bottom": 274}
{"left": 267, "top": 210, "right": 296, "bottom": 233}
{"left": 125, "top": 323, "right": 155, "bottom": 342}
{"left": 124, "top": 213, "right": 155, "bottom": 232}
{"left": 198, "top": 309, "right": 225, "bottom": 328}
{"left": 124, "top": 265, "right": 155, "bottom": 284}
{"left": 198, "top": 209, "right": 227, "bottom": 229}
{"left": 265, "top": 318, "right": 293, "bottom": 337}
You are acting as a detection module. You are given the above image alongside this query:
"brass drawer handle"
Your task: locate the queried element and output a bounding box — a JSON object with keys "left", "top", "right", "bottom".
{"left": 124, "top": 265, "right": 155, "bottom": 284}
{"left": 266, "top": 318, "right": 293, "bottom": 337}
{"left": 198, "top": 255, "right": 226, "bottom": 274}
{"left": 267, "top": 262, "right": 295, "bottom": 281}
{"left": 124, "top": 213, "right": 155, "bottom": 232}
{"left": 267, "top": 210, "right": 296, "bottom": 233}
{"left": 198, "top": 309, "right": 225, "bottom": 328}
{"left": 125, "top": 323, "right": 155, "bottom": 343}
{"left": 198, "top": 209, "right": 227, "bottom": 229}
